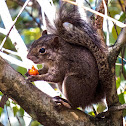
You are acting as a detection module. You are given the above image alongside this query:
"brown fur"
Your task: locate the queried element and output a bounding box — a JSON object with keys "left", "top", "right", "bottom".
{"left": 27, "top": 2, "right": 111, "bottom": 108}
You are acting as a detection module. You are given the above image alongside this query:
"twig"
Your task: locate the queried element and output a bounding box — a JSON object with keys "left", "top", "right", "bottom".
{"left": 0, "top": 51, "right": 28, "bottom": 68}
{"left": 26, "top": 9, "right": 41, "bottom": 29}
{"left": 1, "top": 48, "right": 18, "bottom": 56}
{"left": 0, "top": 0, "right": 29, "bottom": 64}
{"left": 102, "top": 0, "right": 110, "bottom": 45}
{"left": 118, "top": 56, "right": 126, "bottom": 62}
{"left": 108, "top": 11, "right": 119, "bottom": 37}
{"left": 118, "top": 0, "right": 125, "bottom": 12}
{"left": 84, "top": 0, "right": 92, "bottom": 9}
{"left": 0, "top": 0, "right": 31, "bottom": 50}
{"left": 121, "top": 48, "right": 126, "bottom": 80}
{"left": 115, "top": 63, "right": 122, "bottom": 66}
{"left": 10, "top": 0, "right": 41, "bottom": 28}
{"left": 92, "top": 106, "right": 97, "bottom": 116}
{"left": 16, "top": 116, "right": 22, "bottom": 126}
{"left": 62, "top": 0, "right": 126, "bottom": 28}
{"left": 6, "top": 105, "right": 11, "bottom": 126}
{"left": 10, "top": 106, "right": 22, "bottom": 126}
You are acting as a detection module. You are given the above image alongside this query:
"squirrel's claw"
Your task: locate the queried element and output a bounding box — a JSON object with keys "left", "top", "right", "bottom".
{"left": 25, "top": 72, "right": 30, "bottom": 77}
{"left": 53, "top": 96, "right": 72, "bottom": 111}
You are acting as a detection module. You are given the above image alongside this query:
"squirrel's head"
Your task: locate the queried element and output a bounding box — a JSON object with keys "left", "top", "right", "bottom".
{"left": 27, "top": 30, "right": 61, "bottom": 66}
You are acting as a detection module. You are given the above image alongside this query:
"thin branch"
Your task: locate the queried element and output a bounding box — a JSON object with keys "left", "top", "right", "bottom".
{"left": 0, "top": 0, "right": 31, "bottom": 67}
{"left": 0, "top": 25, "right": 15, "bottom": 50}
{"left": 26, "top": 9, "right": 41, "bottom": 28}
{"left": 1, "top": 48, "right": 18, "bottom": 56}
{"left": 62, "top": 0, "right": 126, "bottom": 28}
{"left": 102, "top": 0, "right": 110, "bottom": 46}
{"left": 108, "top": 27, "right": 126, "bottom": 66}
{"left": 6, "top": 105, "right": 12, "bottom": 126}
{"left": 108, "top": 11, "right": 119, "bottom": 37}
{"left": 118, "top": 0, "right": 125, "bottom": 12}
{"left": 84, "top": 0, "right": 92, "bottom": 9}
{"left": 118, "top": 56, "right": 126, "bottom": 62}
{"left": 121, "top": 48, "right": 126, "bottom": 80}
{"left": 10, "top": 0, "right": 41, "bottom": 28}
{"left": 115, "top": 63, "right": 122, "bottom": 66}
{"left": 0, "top": 51, "right": 28, "bottom": 68}
{"left": 0, "top": 0, "right": 31, "bottom": 50}
{"left": 36, "top": 0, "right": 56, "bottom": 30}
{"left": 109, "top": 103, "right": 126, "bottom": 111}
{"left": 16, "top": 116, "right": 22, "bottom": 126}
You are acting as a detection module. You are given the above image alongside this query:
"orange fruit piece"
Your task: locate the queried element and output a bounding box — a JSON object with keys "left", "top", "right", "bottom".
{"left": 28, "top": 65, "right": 39, "bottom": 75}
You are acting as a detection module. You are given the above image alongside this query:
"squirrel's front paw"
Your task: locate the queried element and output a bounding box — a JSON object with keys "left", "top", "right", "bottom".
{"left": 27, "top": 76, "right": 38, "bottom": 82}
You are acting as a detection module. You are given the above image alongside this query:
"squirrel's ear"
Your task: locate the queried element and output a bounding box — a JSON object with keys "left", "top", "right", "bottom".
{"left": 52, "top": 37, "right": 59, "bottom": 48}
{"left": 42, "top": 30, "right": 47, "bottom": 36}
{"left": 53, "top": 36, "right": 59, "bottom": 43}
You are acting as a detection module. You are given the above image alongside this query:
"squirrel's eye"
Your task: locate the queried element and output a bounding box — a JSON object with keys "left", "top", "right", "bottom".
{"left": 39, "top": 48, "right": 46, "bottom": 53}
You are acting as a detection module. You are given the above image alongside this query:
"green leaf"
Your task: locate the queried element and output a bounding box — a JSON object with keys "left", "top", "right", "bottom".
{"left": 118, "top": 12, "right": 126, "bottom": 22}
{"left": 0, "top": 92, "right": 3, "bottom": 96}
{"left": 123, "top": 65, "right": 126, "bottom": 76}
{"left": 31, "top": 121, "right": 41, "bottom": 126}
{"left": 123, "top": 109, "right": 126, "bottom": 116}
{"left": 16, "top": 66, "right": 27, "bottom": 76}
{"left": 112, "top": 25, "right": 121, "bottom": 40}
{"left": 37, "top": 64, "right": 42, "bottom": 69}
{"left": 116, "top": 77, "right": 121, "bottom": 89}
{"left": 22, "top": 28, "right": 41, "bottom": 44}
{"left": 6, "top": 100, "right": 10, "bottom": 106}
{"left": 109, "top": 32, "right": 116, "bottom": 45}
{"left": 13, "top": 106, "right": 19, "bottom": 116}
{"left": 88, "top": 111, "right": 95, "bottom": 116}
{"left": 0, "top": 107, "right": 3, "bottom": 117}
{"left": 97, "top": 104, "right": 106, "bottom": 113}
{"left": 19, "top": 107, "right": 24, "bottom": 116}
{"left": 118, "top": 93, "right": 125, "bottom": 104}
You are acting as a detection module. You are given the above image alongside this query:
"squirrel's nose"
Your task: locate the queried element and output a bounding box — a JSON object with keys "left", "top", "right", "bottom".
{"left": 27, "top": 54, "right": 30, "bottom": 59}
{"left": 27, "top": 54, "right": 34, "bottom": 60}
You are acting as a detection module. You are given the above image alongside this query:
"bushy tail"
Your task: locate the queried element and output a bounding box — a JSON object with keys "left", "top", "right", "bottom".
{"left": 46, "top": 2, "right": 112, "bottom": 103}
{"left": 54, "top": 2, "right": 107, "bottom": 51}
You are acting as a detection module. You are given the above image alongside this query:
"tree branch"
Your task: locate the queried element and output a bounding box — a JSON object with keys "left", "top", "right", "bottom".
{"left": 0, "top": 56, "right": 96, "bottom": 126}
{"left": 108, "top": 27, "right": 126, "bottom": 66}
{"left": 93, "top": 0, "right": 108, "bottom": 46}
{"left": 94, "top": 0, "right": 108, "bottom": 29}
{"left": 109, "top": 103, "right": 126, "bottom": 111}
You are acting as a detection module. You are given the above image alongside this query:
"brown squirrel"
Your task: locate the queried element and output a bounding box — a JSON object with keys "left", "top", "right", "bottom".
{"left": 27, "top": 3, "right": 111, "bottom": 109}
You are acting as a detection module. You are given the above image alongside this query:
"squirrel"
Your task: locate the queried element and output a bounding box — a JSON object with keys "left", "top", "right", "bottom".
{"left": 27, "top": 2, "right": 111, "bottom": 109}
